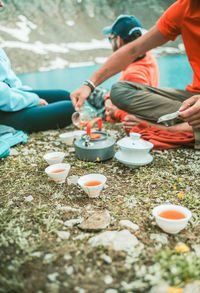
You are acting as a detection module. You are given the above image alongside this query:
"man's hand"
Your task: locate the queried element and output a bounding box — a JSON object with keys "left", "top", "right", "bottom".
{"left": 105, "top": 99, "right": 118, "bottom": 120}
{"left": 38, "top": 98, "right": 48, "bottom": 106}
{"left": 70, "top": 85, "right": 92, "bottom": 111}
{"left": 179, "top": 95, "right": 200, "bottom": 128}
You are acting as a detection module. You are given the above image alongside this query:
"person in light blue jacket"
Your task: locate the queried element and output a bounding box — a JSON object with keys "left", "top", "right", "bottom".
{"left": 0, "top": 22, "right": 74, "bottom": 133}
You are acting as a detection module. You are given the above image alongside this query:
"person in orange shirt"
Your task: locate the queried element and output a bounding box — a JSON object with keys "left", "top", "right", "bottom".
{"left": 71, "top": 0, "right": 200, "bottom": 149}
{"left": 99, "top": 15, "right": 159, "bottom": 123}
{"left": 87, "top": 15, "right": 159, "bottom": 123}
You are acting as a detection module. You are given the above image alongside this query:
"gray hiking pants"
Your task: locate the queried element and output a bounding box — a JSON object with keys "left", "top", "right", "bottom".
{"left": 110, "top": 81, "right": 200, "bottom": 149}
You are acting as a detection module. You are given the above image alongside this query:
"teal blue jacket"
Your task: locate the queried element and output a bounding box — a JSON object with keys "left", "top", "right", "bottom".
{"left": 0, "top": 48, "right": 39, "bottom": 111}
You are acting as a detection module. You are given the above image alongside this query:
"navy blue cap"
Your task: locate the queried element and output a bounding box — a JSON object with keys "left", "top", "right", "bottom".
{"left": 102, "top": 15, "right": 142, "bottom": 40}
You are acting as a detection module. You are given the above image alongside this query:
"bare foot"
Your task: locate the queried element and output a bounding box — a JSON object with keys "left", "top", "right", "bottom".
{"left": 167, "top": 122, "right": 193, "bottom": 132}
{"left": 122, "top": 114, "right": 193, "bottom": 133}
{"left": 122, "top": 114, "right": 143, "bottom": 132}
{"left": 105, "top": 99, "right": 119, "bottom": 120}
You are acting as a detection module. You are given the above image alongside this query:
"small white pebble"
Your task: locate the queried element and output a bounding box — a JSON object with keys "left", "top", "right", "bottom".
{"left": 65, "top": 266, "right": 74, "bottom": 275}
{"left": 24, "top": 195, "right": 34, "bottom": 202}
{"left": 63, "top": 254, "right": 72, "bottom": 261}
{"left": 104, "top": 275, "right": 113, "bottom": 284}
{"left": 56, "top": 231, "right": 70, "bottom": 240}
{"left": 100, "top": 254, "right": 112, "bottom": 264}
{"left": 47, "top": 272, "right": 59, "bottom": 282}
{"left": 44, "top": 253, "right": 53, "bottom": 261}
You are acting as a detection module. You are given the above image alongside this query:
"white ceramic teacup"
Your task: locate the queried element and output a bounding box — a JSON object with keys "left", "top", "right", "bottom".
{"left": 59, "top": 132, "right": 75, "bottom": 145}
{"left": 77, "top": 173, "right": 107, "bottom": 198}
{"left": 43, "top": 152, "right": 65, "bottom": 165}
{"left": 152, "top": 204, "right": 192, "bottom": 234}
{"left": 45, "top": 163, "right": 70, "bottom": 184}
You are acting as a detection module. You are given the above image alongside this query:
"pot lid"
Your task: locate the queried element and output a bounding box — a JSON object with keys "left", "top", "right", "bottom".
{"left": 117, "top": 132, "right": 154, "bottom": 150}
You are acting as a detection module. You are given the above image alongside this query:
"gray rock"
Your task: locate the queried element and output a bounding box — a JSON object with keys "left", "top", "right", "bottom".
{"left": 119, "top": 220, "right": 139, "bottom": 231}
{"left": 55, "top": 231, "right": 70, "bottom": 240}
{"left": 0, "top": 0, "right": 182, "bottom": 75}
{"left": 78, "top": 210, "right": 110, "bottom": 231}
{"left": 64, "top": 217, "right": 84, "bottom": 227}
{"left": 88, "top": 230, "right": 139, "bottom": 251}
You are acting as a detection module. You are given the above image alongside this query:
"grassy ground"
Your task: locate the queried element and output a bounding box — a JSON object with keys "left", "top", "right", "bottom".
{"left": 0, "top": 122, "right": 200, "bottom": 293}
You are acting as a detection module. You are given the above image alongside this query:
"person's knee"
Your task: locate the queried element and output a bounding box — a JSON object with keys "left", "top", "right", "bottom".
{"left": 110, "top": 81, "right": 138, "bottom": 110}
{"left": 57, "top": 89, "right": 71, "bottom": 99}
{"left": 110, "top": 82, "right": 124, "bottom": 107}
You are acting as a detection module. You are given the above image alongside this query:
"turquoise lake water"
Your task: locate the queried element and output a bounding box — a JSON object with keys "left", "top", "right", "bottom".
{"left": 19, "top": 55, "right": 193, "bottom": 92}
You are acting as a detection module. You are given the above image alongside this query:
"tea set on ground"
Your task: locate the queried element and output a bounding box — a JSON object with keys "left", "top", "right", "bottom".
{"left": 59, "top": 117, "right": 154, "bottom": 167}
{"left": 43, "top": 116, "right": 192, "bottom": 235}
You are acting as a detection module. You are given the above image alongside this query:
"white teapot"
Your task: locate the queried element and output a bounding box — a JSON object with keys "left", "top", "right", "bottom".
{"left": 115, "top": 132, "right": 154, "bottom": 168}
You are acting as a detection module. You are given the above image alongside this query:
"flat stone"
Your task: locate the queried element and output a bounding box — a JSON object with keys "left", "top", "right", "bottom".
{"left": 64, "top": 217, "right": 84, "bottom": 227}
{"left": 119, "top": 220, "right": 139, "bottom": 231}
{"left": 55, "top": 231, "right": 70, "bottom": 240}
{"left": 73, "top": 233, "right": 90, "bottom": 241}
{"left": 88, "top": 230, "right": 139, "bottom": 251}
{"left": 24, "top": 195, "right": 34, "bottom": 202}
{"left": 56, "top": 204, "right": 80, "bottom": 212}
{"left": 78, "top": 210, "right": 110, "bottom": 231}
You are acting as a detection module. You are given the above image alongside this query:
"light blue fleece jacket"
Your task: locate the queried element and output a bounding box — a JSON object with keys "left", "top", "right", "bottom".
{"left": 0, "top": 48, "right": 39, "bottom": 112}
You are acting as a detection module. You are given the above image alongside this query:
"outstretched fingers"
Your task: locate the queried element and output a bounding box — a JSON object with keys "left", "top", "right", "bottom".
{"left": 70, "top": 85, "right": 92, "bottom": 111}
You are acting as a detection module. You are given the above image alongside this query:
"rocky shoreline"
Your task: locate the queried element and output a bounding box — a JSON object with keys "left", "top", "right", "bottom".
{"left": 0, "top": 0, "right": 180, "bottom": 74}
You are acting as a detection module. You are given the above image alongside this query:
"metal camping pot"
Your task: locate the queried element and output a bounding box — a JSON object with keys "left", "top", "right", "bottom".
{"left": 74, "top": 117, "right": 115, "bottom": 162}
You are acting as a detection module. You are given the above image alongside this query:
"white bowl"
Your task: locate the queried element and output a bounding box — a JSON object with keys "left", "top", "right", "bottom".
{"left": 43, "top": 152, "right": 65, "bottom": 165}
{"left": 59, "top": 132, "right": 76, "bottom": 145}
{"left": 45, "top": 163, "right": 70, "bottom": 184}
{"left": 77, "top": 173, "right": 107, "bottom": 198}
{"left": 152, "top": 204, "right": 192, "bottom": 234}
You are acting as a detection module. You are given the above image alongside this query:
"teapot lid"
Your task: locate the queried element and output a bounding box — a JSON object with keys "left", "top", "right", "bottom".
{"left": 117, "top": 132, "right": 154, "bottom": 150}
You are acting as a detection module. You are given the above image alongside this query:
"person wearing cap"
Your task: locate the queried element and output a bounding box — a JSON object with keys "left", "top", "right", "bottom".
{"left": 87, "top": 15, "right": 159, "bottom": 123}
{"left": 70, "top": 0, "right": 200, "bottom": 149}
{"left": 0, "top": 0, "right": 75, "bottom": 133}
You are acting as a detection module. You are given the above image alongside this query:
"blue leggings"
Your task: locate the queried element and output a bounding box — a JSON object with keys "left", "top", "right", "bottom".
{"left": 0, "top": 89, "right": 74, "bottom": 133}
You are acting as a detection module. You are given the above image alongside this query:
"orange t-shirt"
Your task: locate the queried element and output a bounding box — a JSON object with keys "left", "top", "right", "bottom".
{"left": 156, "top": 0, "right": 200, "bottom": 92}
{"left": 118, "top": 51, "right": 159, "bottom": 87}
{"left": 105, "top": 51, "right": 159, "bottom": 122}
